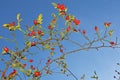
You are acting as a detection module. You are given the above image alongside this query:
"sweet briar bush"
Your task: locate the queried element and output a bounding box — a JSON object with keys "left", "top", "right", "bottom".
{"left": 0, "top": 2, "right": 120, "bottom": 80}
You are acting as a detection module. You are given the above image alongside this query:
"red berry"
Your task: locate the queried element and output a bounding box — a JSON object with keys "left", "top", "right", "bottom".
{"left": 37, "top": 30, "right": 42, "bottom": 35}
{"left": 60, "top": 4, "right": 66, "bottom": 10}
{"left": 28, "top": 33, "right": 33, "bottom": 36}
{"left": 46, "top": 70, "right": 50, "bottom": 74}
{"left": 48, "top": 25, "right": 53, "bottom": 30}
{"left": 34, "top": 20, "right": 38, "bottom": 25}
{"left": 2, "top": 71, "right": 5, "bottom": 77}
{"left": 30, "top": 65, "right": 35, "bottom": 70}
{"left": 57, "top": 4, "right": 61, "bottom": 9}
{"left": 9, "top": 69, "right": 17, "bottom": 76}
{"left": 31, "top": 42, "right": 36, "bottom": 46}
{"left": 66, "top": 26, "right": 71, "bottom": 32}
{"left": 3, "top": 47, "right": 9, "bottom": 53}
{"left": 66, "top": 15, "right": 70, "bottom": 20}
{"left": 60, "top": 49, "right": 63, "bottom": 53}
{"left": 29, "top": 59, "right": 33, "bottom": 62}
{"left": 94, "top": 26, "right": 98, "bottom": 31}
{"left": 57, "top": 4, "right": 66, "bottom": 11}
{"left": 31, "top": 30, "right": 36, "bottom": 36}
{"left": 22, "top": 64, "right": 26, "bottom": 68}
{"left": 10, "top": 22, "right": 15, "bottom": 26}
{"left": 34, "top": 71, "right": 41, "bottom": 77}
{"left": 73, "top": 18, "right": 80, "bottom": 25}
{"left": 110, "top": 41, "right": 115, "bottom": 46}
{"left": 47, "top": 59, "right": 51, "bottom": 63}
{"left": 82, "top": 30, "right": 86, "bottom": 35}
{"left": 51, "top": 48, "right": 54, "bottom": 51}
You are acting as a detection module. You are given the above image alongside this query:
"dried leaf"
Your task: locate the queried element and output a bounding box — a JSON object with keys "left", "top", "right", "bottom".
{"left": 52, "top": 13, "right": 56, "bottom": 18}
{"left": 17, "top": 13, "right": 21, "bottom": 20}
{"left": 37, "top": 14, "right": 43, "bottom": 24}
{"left": 3, "top": 24, "right": 10, "bottom": 27}
{"left": 108, "top": 30, "right": 114, "bottom": 36}
{"left": 52, "top": 2, "right": 57, "bottom": 8}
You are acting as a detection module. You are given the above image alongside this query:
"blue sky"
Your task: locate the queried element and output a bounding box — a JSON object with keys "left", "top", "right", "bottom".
{"left": 0, "top": 0, "right": 120, "bottom": 80}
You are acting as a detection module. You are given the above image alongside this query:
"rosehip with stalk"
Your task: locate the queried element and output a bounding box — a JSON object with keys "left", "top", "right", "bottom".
{"left": 34, "top": 20, "right": 38, "bottom": 25}
{"left": 47, "top": 59, "right": 51, "bottom": 63}
{"left": 57, "top": 4, "right": 66, "bottom": 11}
{"left": 34, "top": 71, "right": 41, "bottom": 77}
{"left": 28, "top": 33, "right": 33, "bottom": 36}
{"left": 51, "top": 48, "right": 54, "bottom": 51}
{"left": 30, "top": 65, "right": 35, "bottom": 70}
{"left": 31, "top": 30, "right": 36, "bottom": 36}
{"left": 9, "top": 69, "right": 17, "bottom": 77}
{"left": 73, "top": 18, "right": 80, "bottom": 25}
{"left": 3, "top": 47, "right": 9, "bottom": 53}
{"left": 31, "top": 42, "right": 36, "bottom": 46}
{"left": 82, "top": 30, "right": 86, "bottom": 35}
{"left": 2, "top": 71, "right": 5, "bottom": 77}
{"left": 66, "top": 15, "right": 70, "bottom": 20}
{"left": 60, "top": 49, "right": 63, "bottom": 53}
{"left": 94, "top": 26, "right": 98, "bottom": 32}
{"left": 48, "top": 25, "right": 53, "bottom": 30}
{"left": 37, "top": 30, "right": 42, "bottom": 35}
{"left": 66, "top": 26, "right": 71, "bottom": 32}
{"left": 22, "top": 64, "right": 26, "bottom": 68}
{"left": 110, "top": 41, "right": 115, "bottom": 46}
{"left": 29, "top": 59, "right": 33, "bottom": 62}
{"left": 10, "top": 22, "right": 15, "bottom": 26}
{"left": 57, "top": 4, "right": 61, "bottom": 9}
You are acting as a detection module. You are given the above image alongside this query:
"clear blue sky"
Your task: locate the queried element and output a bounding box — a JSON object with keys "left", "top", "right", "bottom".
{"left": 0, "top": 0, "right": 120, "bottom": 80}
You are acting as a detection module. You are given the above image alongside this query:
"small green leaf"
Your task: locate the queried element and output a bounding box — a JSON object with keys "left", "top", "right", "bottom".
{"left": 52, "top": 13, "right": 56, "bottom": 18}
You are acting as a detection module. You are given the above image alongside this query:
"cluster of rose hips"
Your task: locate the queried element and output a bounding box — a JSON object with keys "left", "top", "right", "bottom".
{"left": 28, "top": 30, "right": 44, "bottom": 37}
